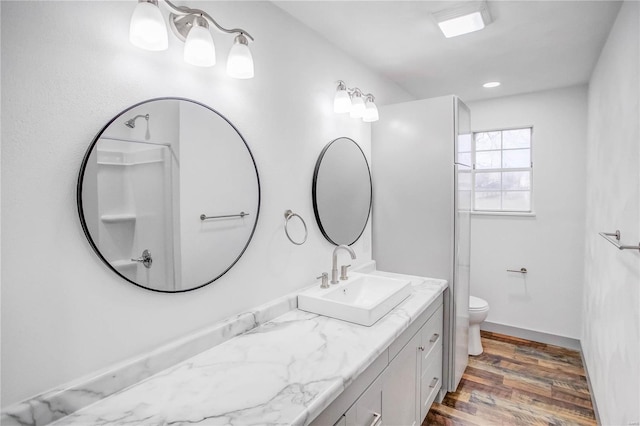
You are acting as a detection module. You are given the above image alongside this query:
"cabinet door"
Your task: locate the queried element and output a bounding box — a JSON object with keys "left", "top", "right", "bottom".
{"left": 345, "top": 374, "right": 383, "bottom": 426}
{"left": 382, "top": 331, "right": 420, "bottom": 426}
{"left": 420, "top": 346, "right": 443, "bottom": 421}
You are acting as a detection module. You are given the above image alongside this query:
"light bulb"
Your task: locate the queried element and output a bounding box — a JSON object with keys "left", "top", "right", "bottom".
{"left": 184, "top": 17, "right": 215, "bottom": 67}
{"left": 350, "top": 95, "right": 366, "bottom": 118}
{"left": 362, "top": 99, "right": 379, "bottom": 122}
{"left": 227, "top": 34, "right": 254, "bottom": 79}
{"left": 334, "top": 87, "right": 351, "bottom": 113}
{"left": 129, "top": 0, "right": 168, "bottom": 51}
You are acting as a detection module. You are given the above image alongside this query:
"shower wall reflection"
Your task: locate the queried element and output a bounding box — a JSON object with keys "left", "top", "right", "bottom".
{"left": 79, "top": 99, "right": 260, "bottom": 292}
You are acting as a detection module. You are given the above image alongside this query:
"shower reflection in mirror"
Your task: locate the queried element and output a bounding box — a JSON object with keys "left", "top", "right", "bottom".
{"left": 78, "top": 98, "right": 260, "bottom": 293}
{"left": 124, "top": 113, "right": 151, "bottom": 140}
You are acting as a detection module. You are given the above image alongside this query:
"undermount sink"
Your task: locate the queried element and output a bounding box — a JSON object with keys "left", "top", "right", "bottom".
{"left": 298, "top": 272, "right": 412, "bottom": 326}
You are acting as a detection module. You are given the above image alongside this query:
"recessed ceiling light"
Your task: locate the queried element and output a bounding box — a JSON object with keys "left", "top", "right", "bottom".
{"left": 433, "top": 1, "right": 492, "bottom": 38}
{"left": 483, "top": 81, "right": 501, "bottom": 88}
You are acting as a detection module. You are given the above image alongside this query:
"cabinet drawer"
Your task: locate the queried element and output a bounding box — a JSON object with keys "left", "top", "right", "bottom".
{"left": 420, "top": 346, "right": 443, "bottom": 421}
{"left": 389, "top": 294, "right": 443, "bottom": 361}
{"left": 420, "top": 304, "right": 443, "bottom": 367}
{"left": 345, "top": 374, "right": 383, "bottom": 426}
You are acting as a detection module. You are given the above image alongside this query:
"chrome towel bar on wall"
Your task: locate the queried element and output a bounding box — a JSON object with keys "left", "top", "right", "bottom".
{"left": 599, "top": 230, "right": 640, "bottom": 251}
{"left": 200, "top": 212, "right": 249, "bottom": 221}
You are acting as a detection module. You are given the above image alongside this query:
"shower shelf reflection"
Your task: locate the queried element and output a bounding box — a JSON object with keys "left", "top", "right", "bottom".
{"left": 101, "top": 213, "right": 137, "bottom": 223}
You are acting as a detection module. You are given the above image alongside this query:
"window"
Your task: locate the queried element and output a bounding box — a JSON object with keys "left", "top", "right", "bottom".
{"left": 465, "top": 127, "right": 533, "bottom": 212}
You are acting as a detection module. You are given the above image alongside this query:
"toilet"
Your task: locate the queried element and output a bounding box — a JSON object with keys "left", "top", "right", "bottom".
{"left": 468, "top": 296, "right": 490, "bottom": 356}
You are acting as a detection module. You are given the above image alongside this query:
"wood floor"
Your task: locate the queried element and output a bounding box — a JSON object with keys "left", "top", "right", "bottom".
{"left": 425, "top": 331, "right": 597, "bottom": 426}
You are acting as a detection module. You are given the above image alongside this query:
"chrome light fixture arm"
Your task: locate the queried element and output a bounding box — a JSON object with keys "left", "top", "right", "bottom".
{"left": 349, "top": 87, "right": 363, "bottom": 97}
{"left": 163, "top": 0, "right": 254, "bottom": 41}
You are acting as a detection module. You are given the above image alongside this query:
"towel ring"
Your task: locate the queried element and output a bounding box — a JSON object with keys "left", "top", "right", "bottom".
{"left": 284, "top": 210, "right": 308, "bottom": 245}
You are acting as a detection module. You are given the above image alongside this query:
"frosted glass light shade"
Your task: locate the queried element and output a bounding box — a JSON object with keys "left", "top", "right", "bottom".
{"left": 362, "top": 100, "right": 379, "bottom": 122}
{"left": 227, "top": 35, "right": 254, "bottom": 79}
{"left": 129, "top": 1, "right": 168, "bottom": 51}
{"left": 334, "top": 89, "right": 351, "bottom": 113}
{"left": 184, "top": 24, "right": 216, "bottom": 67}
{"left": 350, "top": 96, "right": 366, "bottom": 118}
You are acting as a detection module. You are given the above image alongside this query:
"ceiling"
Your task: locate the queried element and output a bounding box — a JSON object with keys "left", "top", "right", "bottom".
{"left": 272, "top": 1, "right": 622, "bottom": 102}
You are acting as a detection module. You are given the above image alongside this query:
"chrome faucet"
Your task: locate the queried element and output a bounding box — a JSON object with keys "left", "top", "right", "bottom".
{"left": 331, "top": 244, "right": 356, "bottom": 284}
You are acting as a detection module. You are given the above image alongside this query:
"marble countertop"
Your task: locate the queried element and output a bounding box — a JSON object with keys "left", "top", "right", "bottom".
{"left": 53, "top": 272, "right": 446, "bottom": 426}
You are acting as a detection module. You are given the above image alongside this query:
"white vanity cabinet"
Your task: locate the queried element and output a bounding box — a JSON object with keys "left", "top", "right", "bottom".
{"left": 383, "top": 303, "right": 443, "bottom": 426}
{"left": 382, "top": 331, "right": 421, "bottom": 425}
{"left": 419, "top": 305, "right": 444, "bottom": 421}
{"left": 343, "top": 375, "right": 383, "bottom": 426}
{"left": 312, "top": 293, "right": 444, "bottom": 426}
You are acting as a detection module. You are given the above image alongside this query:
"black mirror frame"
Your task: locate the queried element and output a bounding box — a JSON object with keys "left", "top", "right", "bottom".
{"left": 76, "top": 97, "right": 261, "bottom": 293}
{"left": 312, "top": 137, "right": 372, "bottom": 246}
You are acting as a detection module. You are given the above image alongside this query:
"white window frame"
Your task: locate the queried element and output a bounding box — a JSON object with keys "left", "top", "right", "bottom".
{"left": 470, "top": 126, "right": 534, "bottom": 215}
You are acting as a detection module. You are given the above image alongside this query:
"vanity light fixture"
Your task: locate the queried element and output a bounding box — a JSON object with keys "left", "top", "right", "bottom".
{"left": 362, "top": 95, "right": 379, "bottom": 123}
{"left": 433, "top": 1, "right": 492, "bottom": 38}
{"left": 349, "top": 89, "right": 366, "bottom": 119}
{"left": 129, "top": 0, "right": 254, "bottom": 78}
{"left": 333, "top": 81, "right": 379, "bottom": 122}
{"left": 333, "top": 81, "right": 352, "bottom": 113}
{"left": 129, "top": 0, "right": 168, "bottom": 51}
{"left": 183, "top": 16, "right": 216, "bottom": 67}
{"left": 227, "top": 33, "right": 254, "bottom": 79}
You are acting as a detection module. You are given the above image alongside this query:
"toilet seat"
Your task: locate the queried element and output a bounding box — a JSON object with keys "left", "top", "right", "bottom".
{"left": 469, "top": 296, "right": 489, "bottom": 311}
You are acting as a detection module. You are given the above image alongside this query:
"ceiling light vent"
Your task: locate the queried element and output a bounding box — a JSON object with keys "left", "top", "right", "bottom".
{"left": 433, "top": 1, "right": 492, "bottom": 38}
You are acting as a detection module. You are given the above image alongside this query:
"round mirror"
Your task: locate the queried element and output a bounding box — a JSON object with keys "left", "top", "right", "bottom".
{"left": 77, "top": 98, "right": 260, "bottom": 292}
{"left": 312, "top": 137, "right": 372, "bottom": 246}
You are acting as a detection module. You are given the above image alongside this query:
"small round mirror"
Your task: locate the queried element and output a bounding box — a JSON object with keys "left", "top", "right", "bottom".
{"left": 77, "top": 98, "right": 260, "bottom": 292}
{"left": 312, "top": 137, "right": 372, "bottom": 246}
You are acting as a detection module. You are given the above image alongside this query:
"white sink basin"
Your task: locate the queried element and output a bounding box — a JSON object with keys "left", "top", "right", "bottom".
{"left": 297, "top": 272, "right": 412, "bottom": 326}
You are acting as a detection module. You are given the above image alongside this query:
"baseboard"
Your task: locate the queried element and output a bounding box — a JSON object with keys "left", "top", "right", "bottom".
{"left": 480, "top": 321, "right": 581, "bottom": 351}
{"left": 579, "top": 346, "right": 602, "bottom": 426}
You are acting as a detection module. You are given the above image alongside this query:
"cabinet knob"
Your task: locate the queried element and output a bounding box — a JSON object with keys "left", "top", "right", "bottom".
{"left": 418, "top": 346, "right": 425, "bottom": 351}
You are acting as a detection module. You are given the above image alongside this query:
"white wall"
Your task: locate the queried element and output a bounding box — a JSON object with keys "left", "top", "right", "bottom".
{"left": 0, "top": 1, "right": 413, "bottom": 407}
{"left": 583, "top": 2, "right": 639, "bottom": 424}
{"left": 467, "top": 85, "right": 588, "bottom": 340}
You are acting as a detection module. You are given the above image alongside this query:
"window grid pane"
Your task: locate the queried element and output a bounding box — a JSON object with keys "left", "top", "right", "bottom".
{"left": 502, "top": 149, "right": 530, "bottom": 169}
{"left": 472, "top": 128, "right": 532, "bottom": 212}
{"left": 503, "top": 128, "right": 531, "bottom": 149}
{"left": 475, "top": 132, "right": 501, "bottom": 151}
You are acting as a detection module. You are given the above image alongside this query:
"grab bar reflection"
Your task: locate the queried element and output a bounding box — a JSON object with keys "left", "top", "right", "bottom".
{"left": 598, "top": 230, "right": 640, "bottom": 251}
{"left": 200, "top": 212, "right": 249, "bottom": 221}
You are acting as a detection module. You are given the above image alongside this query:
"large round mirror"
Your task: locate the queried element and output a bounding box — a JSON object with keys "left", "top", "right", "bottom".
{"left": 77, "top": 98, "right": 260, "bottom": 292}
{"left": 312, "top": 137, "right": 372, "bottom": 246}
